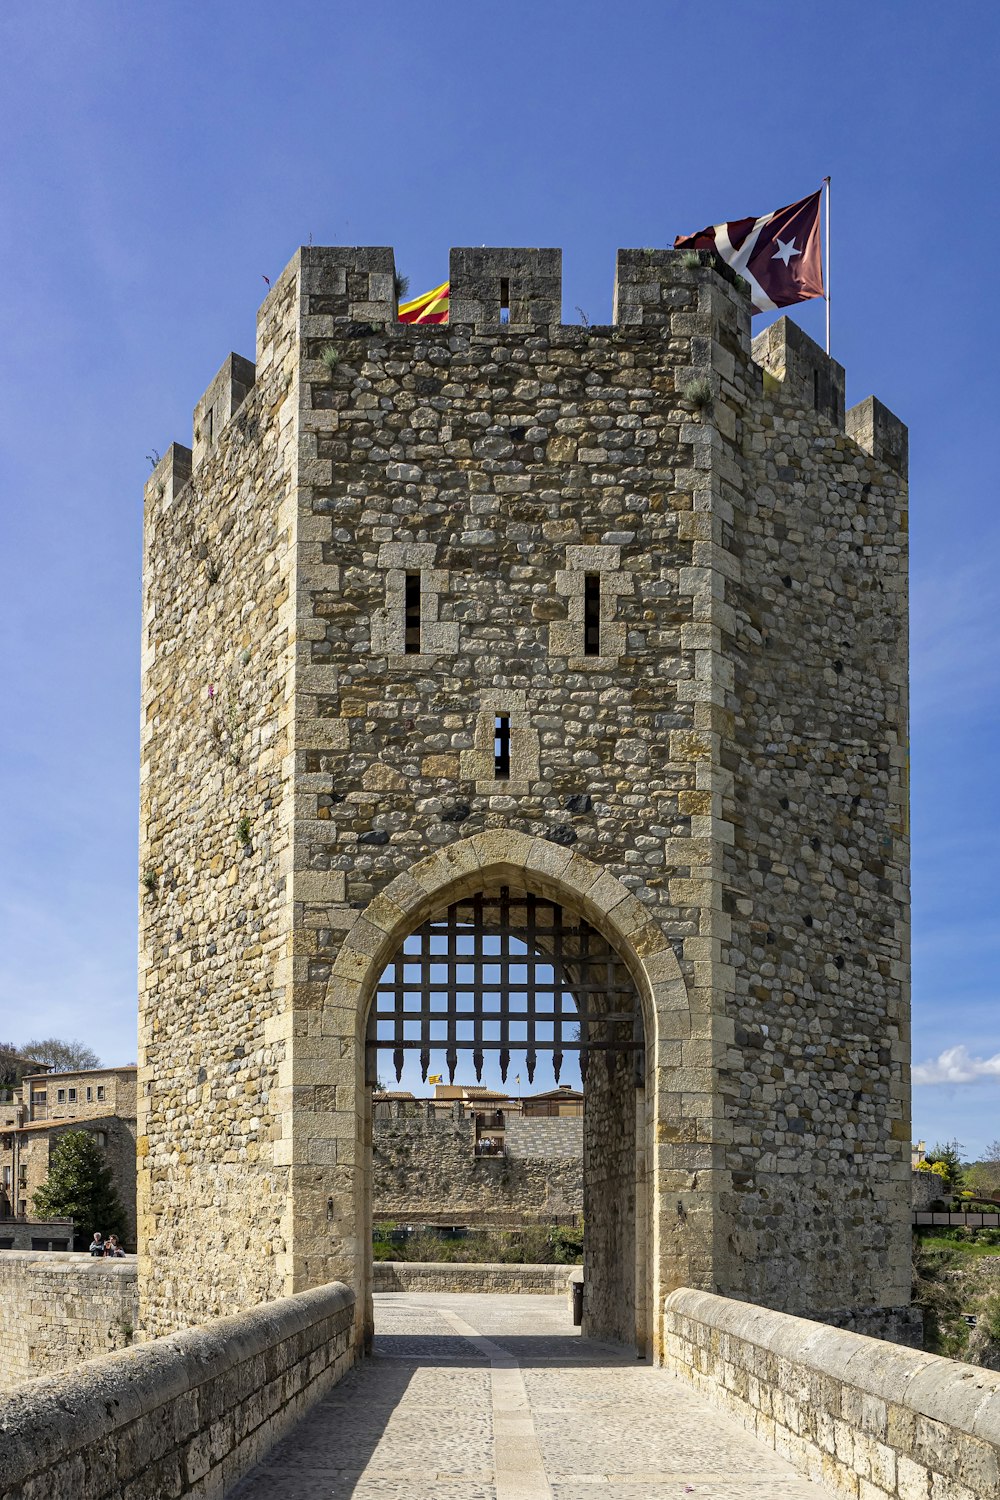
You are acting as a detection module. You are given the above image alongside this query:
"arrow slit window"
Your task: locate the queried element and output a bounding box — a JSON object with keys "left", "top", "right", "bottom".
{"left": 404, "top": 573, "right": 421, "bottom": 654}
{"left": 494, "top": 715, "right": 510, "bottom": 778}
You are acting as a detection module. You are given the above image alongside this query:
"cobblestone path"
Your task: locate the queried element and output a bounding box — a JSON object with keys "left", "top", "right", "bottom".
{"left": 231, "top": 1292, "right": 835, "bottom": 1499}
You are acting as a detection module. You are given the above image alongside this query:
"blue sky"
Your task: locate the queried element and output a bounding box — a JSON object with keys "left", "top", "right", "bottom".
{"left": 1, "top": 2, "right": 998, "bottom": 1151}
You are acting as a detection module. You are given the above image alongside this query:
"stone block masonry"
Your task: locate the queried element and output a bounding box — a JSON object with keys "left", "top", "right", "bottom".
{"left": 373, "top": 1104, "right": 582, "bottom": 1225}
{"left": 141, "top": 238, "right": 909, "bottom": 1357}
{"left": 0, "top": 1252, "right": 138, "bottom": 1393}
{"left": 664, "top": 1289, "right": 998, "bottom": 1500}
{"left": 0, "top": 1280, "right": 355, "bottom": 1499}
{"left": 373, "top": 1260, "right": 574, "bottom": 1294}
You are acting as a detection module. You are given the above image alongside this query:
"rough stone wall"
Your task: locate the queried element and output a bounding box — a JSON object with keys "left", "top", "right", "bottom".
{"left": 142, "top": 241, "right": 909, "bottom": 1351}
{"left": 583, "top": 1053, "right": 636, "bottom": 1345}
{"left": 373, "top": 1104, "right": 582, "bottom": 1223}
{"left": 664, "top": 1289, "right": 989, "bottom": 1500}
{"left": 0, "top": 1281, "right": 355, "bottom": 1500}
{"left": 0, "top": 1253, "right": 137, "bottom": 1392}
{"left": 912, "top": 1169, "right": 942, "bottom": 1211}
{"left": 717, "top": 318, "right": 911, "bottom": 1312}
{"left": 287, "top": 246, "right": 712, "bottom": 1345}
{"left": 138, "top": 263, "right": 303, "bottom": 1336}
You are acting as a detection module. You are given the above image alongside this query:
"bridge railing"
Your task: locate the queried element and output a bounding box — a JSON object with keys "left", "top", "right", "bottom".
{"left": 0, "top": 1281, "right": 355, "bottom": 1498}
{"left": 664, "top": 1288, "right": 1000, "bottom": 1500}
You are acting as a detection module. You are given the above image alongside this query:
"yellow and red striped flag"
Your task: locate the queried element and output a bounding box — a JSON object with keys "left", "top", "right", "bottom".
{"left": 398, "top": 281, "right": 449, "bottom": 324}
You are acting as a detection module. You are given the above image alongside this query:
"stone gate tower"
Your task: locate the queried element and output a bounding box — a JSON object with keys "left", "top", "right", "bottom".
{"left": 138, "top": 244, "right": 910, "bottom": 1356}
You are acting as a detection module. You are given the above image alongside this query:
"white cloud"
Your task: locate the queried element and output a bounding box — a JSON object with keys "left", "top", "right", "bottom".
{"left": 913, "top": 1045, "right": 1000, "bottom": 1085}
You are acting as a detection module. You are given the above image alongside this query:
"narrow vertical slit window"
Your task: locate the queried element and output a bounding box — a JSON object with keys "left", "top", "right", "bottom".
{"left": 813, "top": 369, "right": 820, "bottom": 411}
{"left": 584, "top": 573, "right": 601, "bottom": 656}
{"left": 404, "top": 572, "right": 421, "bottom": 654}
{"left": 499, "top": 277, "right": 510, "bottom": 325}
{"left": 494, "top": 715, "right": 510, "bottom": 778}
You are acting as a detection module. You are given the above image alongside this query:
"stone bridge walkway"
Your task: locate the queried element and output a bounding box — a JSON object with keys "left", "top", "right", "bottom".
{"left": 231, "top": 1292, "right": 836, "bottom": 1499}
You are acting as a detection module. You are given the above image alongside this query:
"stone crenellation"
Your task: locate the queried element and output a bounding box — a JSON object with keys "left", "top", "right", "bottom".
{"left": 139, "top": 242, "right": 909, "bottom": 1356}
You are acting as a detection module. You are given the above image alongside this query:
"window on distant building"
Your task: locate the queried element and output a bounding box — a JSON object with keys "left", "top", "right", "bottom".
{"left": 67, "top": 1088, "right": 76, "bottom": 1103}
{"left": 86, "top": 1087, "right": 93, "bottom": 1102}
{"left": 97, "top": 1086, "right": 105, "bottom": 1101}
{"left": 34, "top": 1090, "right": 46, "bottom": 1105}
{"left": 95, "top": 1131, "right": 106, "bottom": 1147}
{"left": 57, "top": 1089, "right": 66, "bottom": 1104}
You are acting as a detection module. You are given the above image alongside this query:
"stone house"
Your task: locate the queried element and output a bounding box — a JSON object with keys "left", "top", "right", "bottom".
{"left": 0, "top": 1067, "right": 138, "bottom": 1249}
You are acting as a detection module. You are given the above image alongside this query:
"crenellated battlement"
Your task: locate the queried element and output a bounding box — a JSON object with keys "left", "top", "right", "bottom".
{"left": 193, "top": 353, "right": 256, "bottom": 472}
{"left": 159, "top": 245, "right": 906, "bottom": 482}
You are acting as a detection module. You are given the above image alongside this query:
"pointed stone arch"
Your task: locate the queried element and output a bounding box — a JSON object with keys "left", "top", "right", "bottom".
{"left": 322, "top": 831, "right": 698, "bottom": 1358}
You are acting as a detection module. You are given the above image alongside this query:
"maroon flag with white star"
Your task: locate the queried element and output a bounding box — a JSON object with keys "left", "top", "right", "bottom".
{"left": 674, "top": 189, "right": 824, "bottom": 314}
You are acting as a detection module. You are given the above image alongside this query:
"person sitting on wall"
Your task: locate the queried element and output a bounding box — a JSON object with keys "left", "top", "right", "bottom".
{"left": 88, "top": 1232, "right": 104, "bottom": 1256}
{"left": 103, "top": 1234, "right": 125, "bottom": 1258}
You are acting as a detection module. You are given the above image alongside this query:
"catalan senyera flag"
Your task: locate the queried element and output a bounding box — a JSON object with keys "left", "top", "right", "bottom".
{"left": 427, "top": 1073, "right": 443, "bottom": 1085}
{"left": 398, "top": 281, "right": 449, "bottom": 324}
{"left": 674, "top": 190, "right": 824, "bottom": 314}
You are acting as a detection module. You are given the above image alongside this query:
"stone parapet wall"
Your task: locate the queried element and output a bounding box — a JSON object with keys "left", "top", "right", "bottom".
{"left": 663, "top": 1289, "right": 996, "bottom": 1500}
{"left": 0, "top": 1252, "right": 138, "bottom": 1393}
{"left": 0, "top": 1281, "right": 355, "bottom": 1499}
{"left": 373, "top": 1111, "right": 582, "bottom": 1225}
{"left": 373, "top": 1259, "right": 574, "bottom": 1294}
{"left": 912, "top": 1169, "right": 944, "bottom": 1211}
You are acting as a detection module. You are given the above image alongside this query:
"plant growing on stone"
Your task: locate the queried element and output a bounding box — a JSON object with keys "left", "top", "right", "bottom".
{"left": 142, "top": 868, "right": 157, "bottom": 895}
{"left": 682, "top": 377, "right": 714, "bottom": 413}
{"left": 319, "top": 345, "right": 340, "bottom": 375}
{"left": 33, "top": 1129, "right": 127, "bottom": 1250}
{"left": 394, "top": 273, "right": 410, "bottom": 303}
{"left": 207, "top": 679, "right": 245, "bottom": 767}
{"left": 236, "top": 814, "right": 252, "bottom": 849}
{"left": 680, "top": 250, "right": 701, "bottom": 269}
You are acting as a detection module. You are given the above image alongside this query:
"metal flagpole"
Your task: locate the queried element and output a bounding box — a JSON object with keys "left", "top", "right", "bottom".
{"left": 823, "top": 176, "right": 831, "bottom": 354}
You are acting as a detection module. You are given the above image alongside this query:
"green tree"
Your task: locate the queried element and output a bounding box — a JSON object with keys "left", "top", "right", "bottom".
{"left": 924, "top": 1140, "right": 964, "bottom": 1194}
{"left": 20, "top": 1037, "right": 100, "bottom": 1071}
{"left": 33, "top": 1130, "right": 126, "bottom": 1248}
{"left": 963, "top": 1141, "right": 1000, "bottom": 1201}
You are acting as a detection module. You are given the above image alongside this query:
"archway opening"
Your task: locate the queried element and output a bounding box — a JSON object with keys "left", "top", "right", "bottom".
{"left": 365, "top": 884, "right": 648, "bottom": 1348}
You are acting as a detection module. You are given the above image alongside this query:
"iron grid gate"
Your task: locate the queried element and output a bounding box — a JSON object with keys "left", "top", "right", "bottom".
{"left": 366, "top": 888, "right": 644, "bottom": 1087}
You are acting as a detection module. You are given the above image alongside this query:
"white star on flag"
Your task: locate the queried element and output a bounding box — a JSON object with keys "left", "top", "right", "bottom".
{"left": 772, "top": 237, "right": 801, "bottom": 266}
{"left": 674, "top": 190, "right": 824, "bottom": 312}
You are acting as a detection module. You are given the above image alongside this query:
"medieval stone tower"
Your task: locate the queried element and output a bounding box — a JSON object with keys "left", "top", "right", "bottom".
{"left": 138, "top": 244, "right": 910, "bottom": 1358}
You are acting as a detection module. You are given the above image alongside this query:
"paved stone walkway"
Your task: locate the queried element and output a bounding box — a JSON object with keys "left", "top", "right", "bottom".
{"left": 231, "top": 1292, "right": 835, "bottom": 1499}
